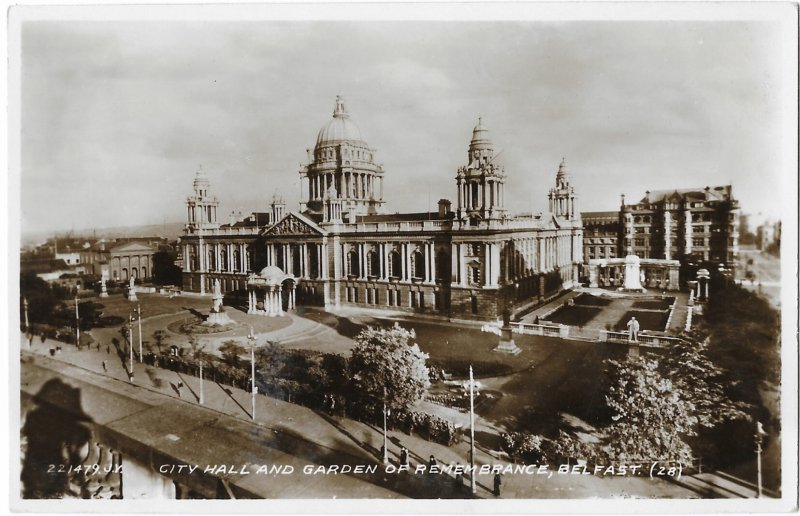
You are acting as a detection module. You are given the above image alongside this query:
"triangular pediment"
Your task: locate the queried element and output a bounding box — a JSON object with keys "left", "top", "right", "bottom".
{"left": 110, "top": 241, "right": 157, "bottom": 253}
{"left": 263, "top": 212, "right": 326, "bottom": 237}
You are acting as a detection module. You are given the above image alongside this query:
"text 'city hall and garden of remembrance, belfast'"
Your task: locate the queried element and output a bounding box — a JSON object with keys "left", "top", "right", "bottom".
{"left": 181, "top": 96, "right": 583, "bottom": 321}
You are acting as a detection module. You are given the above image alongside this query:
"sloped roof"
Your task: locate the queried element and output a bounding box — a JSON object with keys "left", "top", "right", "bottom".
{"left": 640, "top": 185, "right": 733, "bottom": 204}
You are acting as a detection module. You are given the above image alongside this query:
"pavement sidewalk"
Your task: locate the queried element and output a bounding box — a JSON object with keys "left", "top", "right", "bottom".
{"left": 20, "top": 333, "right": 698, "bottom": 499}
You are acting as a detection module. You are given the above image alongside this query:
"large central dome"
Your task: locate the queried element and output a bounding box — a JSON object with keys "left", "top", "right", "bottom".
{"left": 315, "top": 96, "right": 366, "bottom": 148}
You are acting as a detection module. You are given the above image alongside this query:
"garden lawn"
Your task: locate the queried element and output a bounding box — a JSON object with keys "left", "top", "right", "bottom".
{"left": 614, "top": 310, "right": 669, "bottom": 331}
{"left": 573, "top": 293, "right": 612, "bottom": 307}
{"left": 85, "top": 292, "right": 210, "bottom": 321}
{"left": 545, "top": 305, "right": 601, "bottom": 326}
{"left": 632, "top": 298, "right": 674, "bottom": 310}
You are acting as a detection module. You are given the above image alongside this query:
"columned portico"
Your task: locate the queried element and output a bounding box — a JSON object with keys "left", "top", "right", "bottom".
{"left": 246, "top": 266, "right": 297, "bottom": 316}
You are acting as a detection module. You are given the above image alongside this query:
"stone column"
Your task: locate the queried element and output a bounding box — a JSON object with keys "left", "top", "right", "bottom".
{"left": 451, "top": 243, "right": 460, "bottom": 284}
{"left": 360, "top": 243, "right": 367, "bottom": 279}
{"left": 321, "top": 242, "right": 329, "bottom": 279}
{"left": 380, "top": 243, "right": 387, "bottom": 279}
{"left": 400, "top": 243, "right": 407, "bottom": 281}
{"left": 277, "top": 286, "right": 284, "bottom": 315}
{"left": 183, "top": 244, "right": 191, "bottom": 272}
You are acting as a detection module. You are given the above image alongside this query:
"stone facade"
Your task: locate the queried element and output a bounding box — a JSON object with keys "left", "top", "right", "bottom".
{"left": 181, "top": 97, "right": 583, "bottom": 321}
{"left": 581, "top": 186, "right": 740, "bottom": 268}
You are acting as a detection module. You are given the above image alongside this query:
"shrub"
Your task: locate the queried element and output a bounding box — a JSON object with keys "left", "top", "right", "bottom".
{"left": 501, "top": 432, "right": 545, "bottom": 463}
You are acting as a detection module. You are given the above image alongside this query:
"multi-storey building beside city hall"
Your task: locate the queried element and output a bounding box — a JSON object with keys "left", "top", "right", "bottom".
{"left": 180, "top": 97, "right": 583, "bottom": 320}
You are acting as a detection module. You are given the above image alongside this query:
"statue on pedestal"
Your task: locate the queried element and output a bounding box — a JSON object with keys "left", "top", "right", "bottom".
{"left": 493, "top": 307, "right": 522, "bottom": 355}
{"left": 203, "top": 279, "right": 234, "bottom": 326}
{"left": 100, "top": 270, "right": 109, "bottom": 298}
{"left": 127, "top": 276, "right": 138, "bottom": 302}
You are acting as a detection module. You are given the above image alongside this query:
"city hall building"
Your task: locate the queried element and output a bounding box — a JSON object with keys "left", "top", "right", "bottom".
{"left": 180, "top": 97, "right": 583, "bottom": 320}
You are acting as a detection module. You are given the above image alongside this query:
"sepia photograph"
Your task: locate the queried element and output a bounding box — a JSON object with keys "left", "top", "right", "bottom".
{"left": 7, "top": 2, "right": 798, "bottom": 513}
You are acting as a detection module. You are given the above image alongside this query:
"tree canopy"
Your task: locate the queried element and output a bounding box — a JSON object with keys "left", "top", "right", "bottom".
{"left": 604, "top": 356, "right": 697, "bottom": 463}
{"left": 349, "top": 323, "right": 430, "bottom": 411}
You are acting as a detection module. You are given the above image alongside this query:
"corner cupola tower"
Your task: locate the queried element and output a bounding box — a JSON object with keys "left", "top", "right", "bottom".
{"left": 186, "top": 165, "right": 220, "bottom": 231}
{"left": 456, "top": 118, "right": 506, "bottom": 224}
{"left": 548, "top": 158, "right": 577, "bottom": 220}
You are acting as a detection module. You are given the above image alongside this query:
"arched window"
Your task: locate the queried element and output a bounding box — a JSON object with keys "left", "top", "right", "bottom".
{"left": 232, "top": 250, "right": 240, "bottom": 272}
{"left": 207, "top": 251, "right": 215, "bottom": 271}
{"left": 389, "top": 250, "right": 401, "bottom": 278}
{"left": 347, "top": 250, "right": 360, "bottom": 277}
{"left": 411, "top": 250, "right": 424, "bottom": 280}
{"left": 220, "top": 250, "right": 228, "bottom": 272}
{"left": 367, "top": 250, "right": 379, "bottom": 277}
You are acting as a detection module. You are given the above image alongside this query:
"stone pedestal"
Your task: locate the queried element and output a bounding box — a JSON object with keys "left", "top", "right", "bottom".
{"left": 623, "top": 254, "right": 645, "bottom": 292}
{"left": 203, "top": 310, "right": 234, "bottom": 326}
{"left": 100, "top": 274, "right": 109, "bottom": 298}
{"left": 493, "top": 326, "right": 521, "bottom": 355}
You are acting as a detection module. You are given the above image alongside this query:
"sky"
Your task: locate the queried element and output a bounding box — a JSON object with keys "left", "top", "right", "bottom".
{"left": 18, "top": 17, "right": 791, "bottom": 236}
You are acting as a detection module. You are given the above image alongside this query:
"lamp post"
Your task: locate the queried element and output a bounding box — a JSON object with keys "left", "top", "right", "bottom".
{"left": 755, "top": 421, "right": 767, "bottom": 497}
{"left": 127, "top": 313, "right": 134, "bottom": 382}
{"left": 199, "top": 360, "right": 204, "bottom": 405}
{"left": 247, "top": 326, "right": 256, "bottom": 420}
{"left": 137, "top": 304, "right": 143, "bottom": 362}
{"left": 469, "top": 365, "right": 477, "bottom": 495}
{"left": 74, "top": 295, "right": 80, "bottom": 348}
{"left": 383, "top": 402, "right": 390, "bottom": 465}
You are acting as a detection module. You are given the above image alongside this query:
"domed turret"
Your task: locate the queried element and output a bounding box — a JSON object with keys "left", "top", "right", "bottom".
{"left": 301, "top": 96, "right": 385, "bottom": 217}
{"left": 315, "top": 96, "right": 366, "bottom": 148}
{"left": 468, "top": 117, "right": 494, "bottom": 166}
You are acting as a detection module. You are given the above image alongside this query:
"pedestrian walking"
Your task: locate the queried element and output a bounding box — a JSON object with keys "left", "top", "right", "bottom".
{"left": 97, "top": 341, "right": 101, "bottom": 351}
{"left": 399, "top": 446, "right": 409, "bottom": 468}
{"left": 428, "top": 455, "right": 437, "bottom": 473}
{"left": 107, "top": 344, "right": 110, "bottom": 354}
{"left": 493, "top": 473, "right": 502, "bottom": 497}
{"left": 40, "top": 333, "right": 46, "bottom": 344}
{"left": 102, "top": 360, "right": 108, "bottom": 372}
{"left": 177, "top": 380, "right": 184, "bottom": 398}
{"left": 328, "top": 395, "right": 336, "bottom": 416}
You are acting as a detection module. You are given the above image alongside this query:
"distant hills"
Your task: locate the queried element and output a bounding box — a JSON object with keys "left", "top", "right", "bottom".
{"left": 22, "top": 221, "right": 186, "bottom": 246}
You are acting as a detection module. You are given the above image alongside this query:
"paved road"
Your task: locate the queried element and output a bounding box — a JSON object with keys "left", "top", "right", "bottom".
{"left": 19, "top": 334, "right": 699, "bottom": 499}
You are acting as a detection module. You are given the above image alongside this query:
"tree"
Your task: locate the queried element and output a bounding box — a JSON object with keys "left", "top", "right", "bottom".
{"left": 151, "top": 330, "right": 170, "bottom": 355}
{"left": 186, "top": 334, "right": 206, "bottom": 365}
{"left": 660, "top": 337, "right": 749, "bottom": 429}
{"left": 349, "top": 323, "right": 430, "bottom": 412}
{"left": 219, "top": 340, "right": 246, "bottom": 367}
{"left": 604, "top": 356, "right": 697, "bottom": 463}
